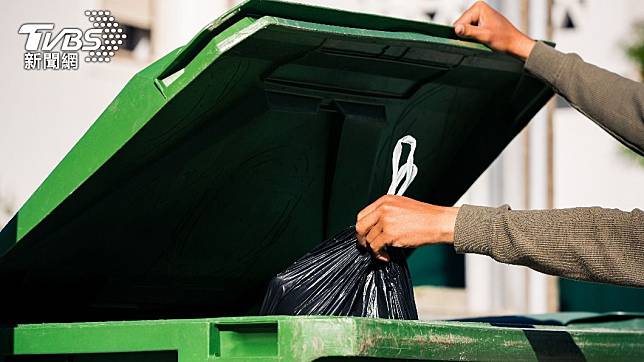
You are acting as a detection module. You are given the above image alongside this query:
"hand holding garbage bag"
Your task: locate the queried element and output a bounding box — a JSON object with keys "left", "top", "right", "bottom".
{"left": 259, "top": 136, "right": 420, "bottom": 320}
{"left": 356, "top": 195, "right": 459, "bottom": 262}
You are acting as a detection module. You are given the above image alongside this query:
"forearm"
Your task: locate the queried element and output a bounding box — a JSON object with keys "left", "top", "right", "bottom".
{"left": 525, "top": 42, "right": 644, "bottom": 155}
{"left": 454, "top": 204, "right": 644, "bottom": 287}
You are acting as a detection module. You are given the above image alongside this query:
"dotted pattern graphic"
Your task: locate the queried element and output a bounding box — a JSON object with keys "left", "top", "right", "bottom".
{"left": 83, "top": 10, "right": 125, "bottom": 63}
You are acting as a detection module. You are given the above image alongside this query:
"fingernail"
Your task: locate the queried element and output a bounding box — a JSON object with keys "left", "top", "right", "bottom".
{"left": 455, "top": 24, "right": 464, "bottom": 34}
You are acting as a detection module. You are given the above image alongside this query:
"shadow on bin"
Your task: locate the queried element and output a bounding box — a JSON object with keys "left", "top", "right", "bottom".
{"left": 0, "top": 217, "right": 16, "bottom": 258}
{"left": 524, "top": 329, "right": 586, "bottom": 362}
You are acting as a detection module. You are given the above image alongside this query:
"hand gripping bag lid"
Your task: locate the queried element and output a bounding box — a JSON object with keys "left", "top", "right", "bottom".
{"left": 260, "top": 136, "right": 419, "bottom": 319}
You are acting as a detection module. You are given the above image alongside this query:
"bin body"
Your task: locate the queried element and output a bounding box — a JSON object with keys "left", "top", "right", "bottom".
{"left": 0, "top": 0, "right": 554, "bottom": 323}
{"left": 2, "top": 315, "right": 644, "bottom": 361}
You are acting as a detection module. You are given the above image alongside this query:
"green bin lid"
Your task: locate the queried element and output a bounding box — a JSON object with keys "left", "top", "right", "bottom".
{"left": 0, "top": 0, "right": 553, "bottom": 322}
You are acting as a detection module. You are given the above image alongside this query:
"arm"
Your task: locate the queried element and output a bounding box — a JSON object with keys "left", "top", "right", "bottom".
{"left": 455, "top": 205, "right": 644, "bottom": 287}
{"left": 355, "top": 196, "right": 644, "bottom": 287}
{"left": 526, "top": 42, "right": 644, "bottom": 155}
{"left": 454, "top": 1, "right": 644, "bottom": 155}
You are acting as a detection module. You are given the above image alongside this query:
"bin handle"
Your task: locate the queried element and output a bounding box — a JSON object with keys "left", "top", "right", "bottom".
{"left": 386, "top": 135, "right": 418, "bottom": 196}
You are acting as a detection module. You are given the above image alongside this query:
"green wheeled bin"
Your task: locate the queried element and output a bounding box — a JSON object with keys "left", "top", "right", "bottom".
{"left": 1, "top": 0, "right": 642, "bottom": 360}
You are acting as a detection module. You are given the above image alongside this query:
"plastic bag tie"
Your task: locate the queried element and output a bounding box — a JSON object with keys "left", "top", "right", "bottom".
{"left": 387, "top": 135, "right": 418, "bottom": 196}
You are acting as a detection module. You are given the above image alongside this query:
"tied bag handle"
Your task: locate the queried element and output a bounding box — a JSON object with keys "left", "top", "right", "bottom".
{"left": 386, "top": 135, "right": 418, "bottom": 196}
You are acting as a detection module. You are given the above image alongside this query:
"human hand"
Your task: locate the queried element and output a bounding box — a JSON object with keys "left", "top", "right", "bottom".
{"left": 355, "top": 195, "right": 459, "bottom": 262}
{"left": 453, "top": 1, "right": 536, "bottom": 60}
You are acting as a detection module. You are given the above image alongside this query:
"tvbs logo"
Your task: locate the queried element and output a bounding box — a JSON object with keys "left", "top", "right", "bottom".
{"left": 19, "top": 10, "right": 124, "bottom": 70}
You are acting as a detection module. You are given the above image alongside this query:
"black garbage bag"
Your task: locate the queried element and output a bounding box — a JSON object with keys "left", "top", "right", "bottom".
{"left": 259, "top": 226, "right": 418, "bottom": 319}
{"left": 259, "top": 135, "right": 420, "bottom": 320}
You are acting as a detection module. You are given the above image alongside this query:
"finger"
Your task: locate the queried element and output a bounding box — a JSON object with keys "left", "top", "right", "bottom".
{"left": 453, "top": 2, "right": 481, "bottom": 27}
{"left": 364, "top": 224, "right": 382, "bottom": 245}
{"left": 455, "top": 24, "right": 491, "bottom": 42}
{"left": 370, "top": 233, "right": 392, "bottom": 262}
{"left": 356, "top": 233, "right": 367, "bottom": 249}
{"left": 356, "top": 210, "right": 380, "bottom": 248}
{"left": 355, "top": 208, "right": 382, "bottom": 247}
{"left": 374, "top": 248, "right": 391, "bottom": 263}
{"left": 357, "top": 195, "right": 390, "bottom": 221}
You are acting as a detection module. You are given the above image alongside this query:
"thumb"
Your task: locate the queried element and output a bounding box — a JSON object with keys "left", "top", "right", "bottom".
{"left": 375, "top": 250, "right": 390, "bottom": 263}
{"left": 455, "top": 23, "right": 490, "bottom": 42}
{"left": 372, "top": 245, "right": 390, "bottom": 263}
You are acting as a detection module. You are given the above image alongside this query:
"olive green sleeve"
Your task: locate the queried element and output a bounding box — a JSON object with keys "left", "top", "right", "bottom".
{"left": 451, "top": 43, "right": 644, "bottom": 286}
{"left": 525, "top": 41, "right": 644, "bottom": 155}
{"left": 453, "top": 204, "right": 644, "bottom": 287}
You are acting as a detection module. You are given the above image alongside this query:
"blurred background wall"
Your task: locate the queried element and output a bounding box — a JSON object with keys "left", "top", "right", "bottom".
{"left": 1, "top": 0, "right": 643, "bottom": 319}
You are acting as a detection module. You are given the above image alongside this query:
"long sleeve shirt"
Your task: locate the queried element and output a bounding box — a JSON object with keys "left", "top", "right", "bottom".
{"left": 453, "top": 41, "right": 644, "bottom": 287}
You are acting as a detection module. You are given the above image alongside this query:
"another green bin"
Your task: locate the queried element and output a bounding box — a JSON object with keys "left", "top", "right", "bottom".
{"left": 1, "top": 0, "right": 642, "bottom": 360}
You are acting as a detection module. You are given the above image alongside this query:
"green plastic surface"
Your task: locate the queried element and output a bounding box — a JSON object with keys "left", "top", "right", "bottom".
{"left": 0, "top": 0, "right": 553, "bottom": 322}
{"left": 1, "top": 315, "right": 643, "bottom": 361}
